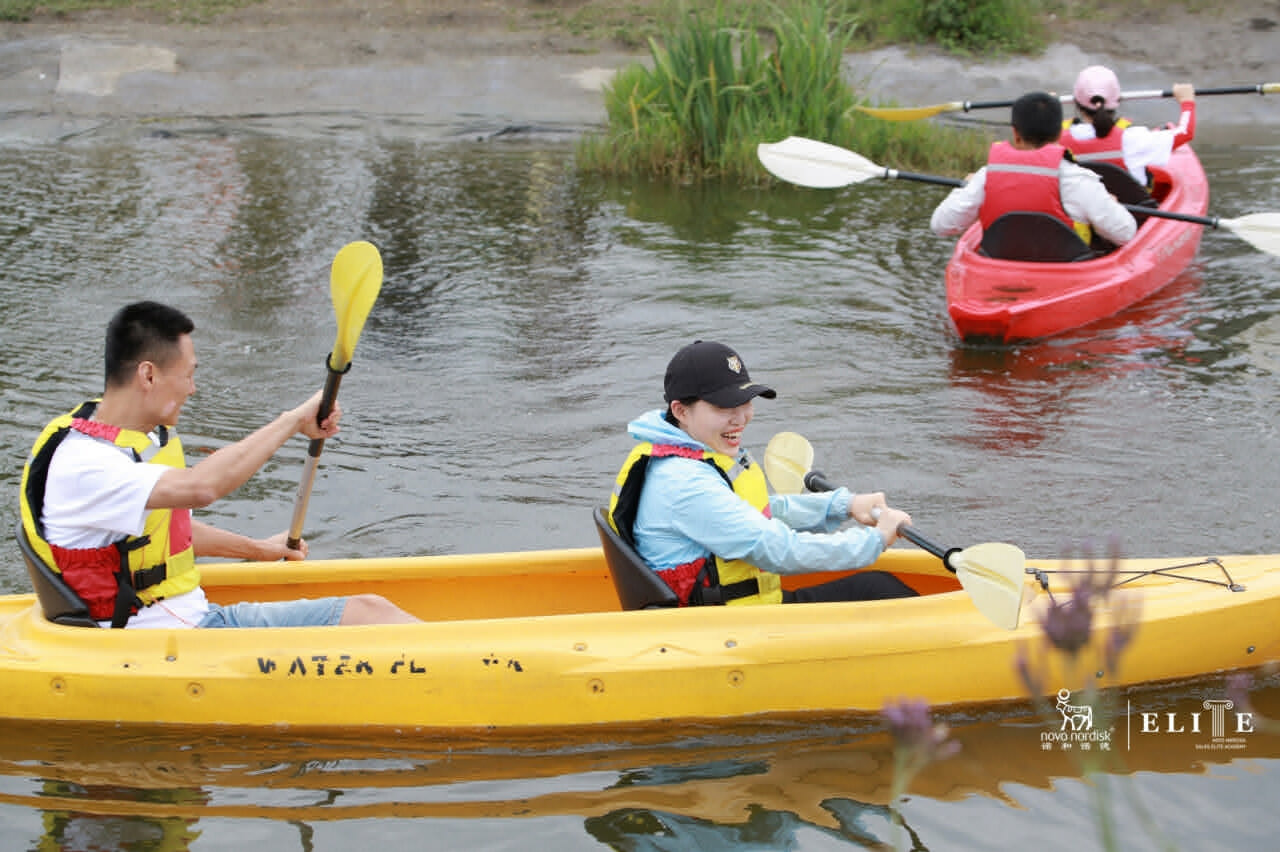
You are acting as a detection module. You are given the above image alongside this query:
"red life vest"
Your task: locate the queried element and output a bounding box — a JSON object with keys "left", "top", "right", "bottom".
{"left": 979, "top": 141, "right": 1074, "bottom": 231}
{"left": 1059, "top": 117, "right": 1133, "bottom": 170}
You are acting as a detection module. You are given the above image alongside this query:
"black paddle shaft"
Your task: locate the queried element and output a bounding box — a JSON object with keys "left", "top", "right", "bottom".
{"left": 886, "top": 169, "right": 1204, "bottom": 224}
{"left": 307, "top": 354, "right": 349, "bottom": 458}
{"left": 803, "top": 469, "right": 962, "bottom": 573}
{"left": 959, "top": 85, "right": 1271, "bottom": 113}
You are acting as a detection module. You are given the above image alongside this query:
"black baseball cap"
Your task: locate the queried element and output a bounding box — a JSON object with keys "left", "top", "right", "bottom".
{"left": 663, "top": 341, "right": 777, "bottom": 408}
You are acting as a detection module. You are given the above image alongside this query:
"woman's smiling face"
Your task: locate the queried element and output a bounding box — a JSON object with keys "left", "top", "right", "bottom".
{"left": 672, "top": 398, "right": 754, "bottom": 456}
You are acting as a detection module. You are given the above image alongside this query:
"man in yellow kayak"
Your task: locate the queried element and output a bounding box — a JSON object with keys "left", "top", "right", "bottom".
{"left": 19, "top": 301, "right": 418, "bottom": 628}
{"left": 608, "top": 339, "right": 916, "bottom": 607}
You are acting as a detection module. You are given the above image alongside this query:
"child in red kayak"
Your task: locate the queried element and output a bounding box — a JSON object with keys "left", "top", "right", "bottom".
{"left": 930, "top": 90, "right": 1137, "bottom": 252}
{"left": 1061, "top": 65, "right": 1196, "bottom": 186}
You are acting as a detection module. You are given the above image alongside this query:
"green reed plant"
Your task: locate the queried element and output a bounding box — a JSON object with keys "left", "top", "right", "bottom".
{"left": 580, "top": 2, "right": 809, "bottom": 181}
{"left": 578, "top": 0, "right": 993, "bottom": 182}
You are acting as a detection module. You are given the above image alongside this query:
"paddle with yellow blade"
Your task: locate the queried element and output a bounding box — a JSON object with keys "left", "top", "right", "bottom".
{"left": 763, "top": 431, "right": 1027, "bottom": 630}
{"left": 756, "top": 135, "right": 1280, "bottom": 257}
{"left": 854, "top": 82, "right": 1280, "bottom": 121}
{"left": 286, "top": 240, "right": 384, "bottom": 550}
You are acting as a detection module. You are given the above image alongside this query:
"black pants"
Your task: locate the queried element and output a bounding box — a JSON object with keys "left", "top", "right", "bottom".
{"left": 782, "top": 570, "right": 918, "bottom": 603}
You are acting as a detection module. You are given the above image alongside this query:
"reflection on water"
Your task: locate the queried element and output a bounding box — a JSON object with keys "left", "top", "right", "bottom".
{"left": 1, "top": 675, "right": 1278, "bottom": 850}
{"left": 2, "top": 122, "right": 1280, "bottom": 848}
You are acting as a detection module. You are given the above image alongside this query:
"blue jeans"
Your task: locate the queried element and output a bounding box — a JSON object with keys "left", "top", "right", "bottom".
{"left": 197, "top": 597, "right": 346, "bottom": 628}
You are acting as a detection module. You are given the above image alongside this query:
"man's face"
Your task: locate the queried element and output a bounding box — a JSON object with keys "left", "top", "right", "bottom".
{"left": 147, "top": 333, "right": 197, "bottom": 425}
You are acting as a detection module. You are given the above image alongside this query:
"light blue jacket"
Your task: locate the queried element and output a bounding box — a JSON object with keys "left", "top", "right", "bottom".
{"left": 627, "top": 410, "right": 886, "bottom": 575}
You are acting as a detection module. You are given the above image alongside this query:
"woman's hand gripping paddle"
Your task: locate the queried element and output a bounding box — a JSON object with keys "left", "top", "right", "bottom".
{"left": 287, "top": 241, "right": 383, "bottom": 550}
{"left": 763, "top": 431, "right": 1027, "bottom": 629}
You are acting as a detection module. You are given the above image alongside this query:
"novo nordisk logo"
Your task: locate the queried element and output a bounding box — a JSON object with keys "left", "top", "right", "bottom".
{"left": 1039, "top": 688, "right": 1256, "bottom": 752}
{"left": 1041, "top": 689, "right": 1113, "bottom": 751}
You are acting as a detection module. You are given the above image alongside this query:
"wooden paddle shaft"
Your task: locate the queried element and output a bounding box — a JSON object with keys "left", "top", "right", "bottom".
{"left": 286, "top": 361, "right": 347, "bottom": 550}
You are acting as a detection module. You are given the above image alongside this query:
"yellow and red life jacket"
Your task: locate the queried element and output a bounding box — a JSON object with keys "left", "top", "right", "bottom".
{"left": 608, "top": 441, "right": 782, "bottom": 606}
{"left": 19, "top": 400, "right": 199, "bottom": 626}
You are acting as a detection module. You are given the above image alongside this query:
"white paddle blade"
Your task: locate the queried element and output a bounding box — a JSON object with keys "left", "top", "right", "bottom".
{"left": 951, "top": 542, "right": 1026, "bottom": 630}
{"left": 1220, "top": 213, "right": 1280, "bottom": 257}
{"left": 756, "top": 137, "right": 883, "bottom": 189}
{"left": 763, "top": 431, "right": 815, "bottom": 495}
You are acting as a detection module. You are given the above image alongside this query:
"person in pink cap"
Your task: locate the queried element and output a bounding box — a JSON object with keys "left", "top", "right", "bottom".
{"left": 1061, "top": 65, "right": 1196, "bottom": 186}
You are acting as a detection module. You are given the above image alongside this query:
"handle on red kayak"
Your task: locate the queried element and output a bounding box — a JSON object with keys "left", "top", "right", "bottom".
{"left": 803, "top": 470, "right": 961, "bottom": 573}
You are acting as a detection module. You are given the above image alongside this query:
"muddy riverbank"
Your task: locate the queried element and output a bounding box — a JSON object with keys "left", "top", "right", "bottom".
{"left": 2, "top": 1, "right": 1277, "bottom": 141}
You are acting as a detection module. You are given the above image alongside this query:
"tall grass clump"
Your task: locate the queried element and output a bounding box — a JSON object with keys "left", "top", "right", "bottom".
{"left": 579, "top": 1, "right": 829, "bottom": 182}
{"left": 578, "top": 0, "right": 992, "bottom": 183}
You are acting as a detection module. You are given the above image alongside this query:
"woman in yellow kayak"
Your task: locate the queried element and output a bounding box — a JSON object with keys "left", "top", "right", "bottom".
{"left": 608, "top": 340, "right": 916, "bottom": 607}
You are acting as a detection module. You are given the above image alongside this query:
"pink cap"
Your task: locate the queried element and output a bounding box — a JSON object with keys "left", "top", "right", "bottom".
{"left": 1073, "top": 65, "right": 1121, "bottom": 110}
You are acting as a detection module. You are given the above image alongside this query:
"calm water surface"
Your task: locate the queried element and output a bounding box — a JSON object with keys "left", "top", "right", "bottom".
{"left": 2, "top": 115, "right": 1279, "bottom": 849}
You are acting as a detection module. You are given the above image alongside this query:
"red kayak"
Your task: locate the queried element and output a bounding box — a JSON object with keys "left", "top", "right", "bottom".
{"left": 945, "top": 146, "right": 1209, "bottom": 343}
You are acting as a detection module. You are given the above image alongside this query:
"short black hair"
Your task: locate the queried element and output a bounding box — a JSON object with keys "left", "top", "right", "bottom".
{"left": 104, "top": 301, "right": 195, "bottom": 388}
{"left": 1011, "top": 91, "right": 1063, "bottom": 147}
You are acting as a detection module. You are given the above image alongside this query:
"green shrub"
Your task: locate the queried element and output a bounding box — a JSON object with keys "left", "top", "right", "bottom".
{"left": 856, "top": 0, "right": 1046, "bottom": 54}
{"left": 577, "top": 0, "right": 993, "bottom": 182}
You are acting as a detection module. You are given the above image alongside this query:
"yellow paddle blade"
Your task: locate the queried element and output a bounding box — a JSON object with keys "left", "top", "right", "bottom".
{"left": 329, "top": 241, "right": 383, "bottom": 371}
{"left": 853, "top": 101, "right": 965, "bottom": 121}
{"left": 950, "top": 542, "right": 1027, "bottom": 630}
{"left": 763, "top": 431, "right": 814, "bottom": 495}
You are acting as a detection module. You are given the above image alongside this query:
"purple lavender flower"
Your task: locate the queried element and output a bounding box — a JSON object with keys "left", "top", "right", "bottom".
{"left": 883, "top": 697, "right": 960, "bottom": 763}
{"left": 1039, "top": 583, "right": 1095, "bottom": 656}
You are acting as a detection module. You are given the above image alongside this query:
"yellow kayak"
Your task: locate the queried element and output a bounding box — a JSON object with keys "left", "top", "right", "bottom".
{"left": 2, "top": 544, "right": 1277, "bottom": 733}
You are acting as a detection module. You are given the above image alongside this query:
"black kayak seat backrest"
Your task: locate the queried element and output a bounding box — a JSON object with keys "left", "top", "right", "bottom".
{"left": 1079, "top": 161, "right": 1158, "bottom": 207}
{"left": 979, "top": 212, "right": 1096, "bottom": 263}
{"left": 1078, "top": 161, "right": 1158, "bottom": 228}
{"left": 16, "top": 523, "right": 99, "bottom": 627}
{"left": 592, "top": 507, "right": 678, "bottom": 611}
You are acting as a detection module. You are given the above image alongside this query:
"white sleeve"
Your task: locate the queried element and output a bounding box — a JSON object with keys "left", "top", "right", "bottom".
{"left": 42, "top": 433, "right": 168, "bottom": 548}
{"left": 1120, "top": 125, "right": 1176, "bottom": 183}
{"left": 930, "top": 169, "right": 987, "bottom": 236}
{"left": 1059, "top": 162, "right": 1137, "bottom": 246}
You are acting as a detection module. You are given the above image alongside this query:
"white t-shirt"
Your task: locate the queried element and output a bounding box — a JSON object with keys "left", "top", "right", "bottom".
{"left": 43, "top": 430, "right": 209, "bottom": 628}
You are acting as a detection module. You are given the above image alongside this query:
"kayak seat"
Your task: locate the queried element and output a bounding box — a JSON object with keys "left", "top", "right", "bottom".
{"left": 979, "top": 213, "right": 1095, "bottom": 263}
{"left": 15, "top": 524, "right": 99, "bottom": 627}
{"left": 1079, "top": 161, "right": 1158, "bottom": 230}
{"left": 593, "top": 507, "right": 678, "bottom": 611}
